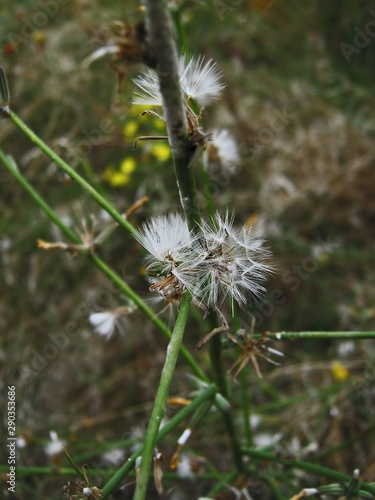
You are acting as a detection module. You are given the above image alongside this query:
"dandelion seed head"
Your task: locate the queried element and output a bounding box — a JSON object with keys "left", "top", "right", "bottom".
{"left": 185, "top": 211, "right": 273, "bottom": 309}
{"left": 132, "top": 55, "right": 225, "bottom": 107}
{"left": 132, "top": 68, "right": 163, "bottom": 106}
{"left": 134, "top": 211, "right": 271, "bottom": 310}
{"left": 180, "top": 55, "right": 226, "bottom": 106}
{"left": 134, "top": 213, "right": 192, "bottom": 275}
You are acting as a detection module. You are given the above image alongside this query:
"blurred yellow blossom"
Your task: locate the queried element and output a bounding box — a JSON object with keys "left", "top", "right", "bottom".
{"left": 153, "top": 118, "right": 166, "bottom": 131}
{"left": 102, "top": 165, "right": 130, "bottom": 187}
{"left": 151, "top": 142, "right": 171, "bottom": 162}
{"left": 331, "top": 361, "right": 349, "bottom": 382}
{"left": 123, "top": 121, "right": 138, "bottom": 137}
{"left": 120, "top": 157, "right": 136, "bottom": 174}
{"left": 130, "top": 104, "right": 151, "bottom": 117}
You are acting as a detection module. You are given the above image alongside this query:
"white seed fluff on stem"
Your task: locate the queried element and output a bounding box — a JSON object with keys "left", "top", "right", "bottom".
{"left": 180, "top": 55, "right": 226, "bottom": 106}
{"left": 132, "top": 68, "right": 163, "bottom": 106}
{"left": 184, "top": 211, "right": 273, "bottom": 309}
{"left": 134, "top": 213, "right": 193, "bottom": 275}
{"left": 132, "top": 55, "right": 225, "bottom": 107}
{"left": 204, "top": 129, "right": 240, "bottom": 174}
{"left": 89, "top": 306, "right": 134, "bottom": 340}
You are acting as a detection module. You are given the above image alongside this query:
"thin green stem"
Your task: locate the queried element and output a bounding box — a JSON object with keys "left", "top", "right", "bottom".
{"left": 209, "top": 324, "right": 244, "bottom": 474}
{"left": 199, "top": 161, "right": 216, "bottom": 218}
{"left": 8, "top": 110, "right": 137, "bottom": 237}
{"left": 102, "top": 383, "right": 217, "bottom": 497}
{"left": 242, "top": 448, "right": 375, "bottom": 496}
{"left": 273, "top": 331, "right": 375, "bottom": 339}
{"left": 0, "top": 148, "right": 208, "bottom": 382}
{"left": 171, "top": 7, "right": 188, "bottom": 54}
{"left": 133, "top": 293, "right": 192, "bottom": 500}
{"left": 0, "top": 149, "right": 80, "bottom": 244}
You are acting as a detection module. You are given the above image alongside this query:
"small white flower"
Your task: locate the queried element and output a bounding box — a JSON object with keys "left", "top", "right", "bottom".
{"left": 89, "top": 306, "right": 135, "bottom": 340}
{"left": 133, "top": 54, "right": 225, "bottom": 107}
{"left": 204, "top": 128, "right": 240, "bottom": 174}
{"left": 101, "top": 449, "right": 125, "bottom": 466}
{"left": 176, "top": 454, "right": 195, "bottom": 479}
{"left": 44, "top": 430, "right": 65, "bottom": 457}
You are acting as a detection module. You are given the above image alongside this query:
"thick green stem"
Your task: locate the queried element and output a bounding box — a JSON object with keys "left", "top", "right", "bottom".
{"left": 133, "top": 293, "right": 192, "bottom": 500}
{"left": 209, "top": 325, "right": 244, "bottom": 474}
{"left": 102, "top": 383, "right": 217, "bottom": 497}
{"left": 8, "top": 110, "right": 137, "bottom": 237}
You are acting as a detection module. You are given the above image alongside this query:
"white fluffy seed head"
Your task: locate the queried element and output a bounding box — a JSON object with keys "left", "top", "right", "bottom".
{"left": 204, "top": 129, "right": 240, "bottom": 174}
{"left": 184, "top": 211, "right": 273, "bottom": 309}
{"left": 134, "top": 213, "right": 193, "bottom": 276}
{"left": 132, "top": 55, "right": 225, "bottom": 107}
{"left": 134, "top": 211, "right": 272, "bottom": 310}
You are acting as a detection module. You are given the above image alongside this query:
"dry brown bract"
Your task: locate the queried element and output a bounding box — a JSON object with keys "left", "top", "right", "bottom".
{"left": 228, "top": 329, "right": 281, "bottom": 380}
{"left": 63, "top": 465, "right": 103, "bottom": 500}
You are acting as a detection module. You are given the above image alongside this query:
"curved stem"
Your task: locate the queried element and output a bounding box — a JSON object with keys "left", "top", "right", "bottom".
{"left": 8, "top": 110, "right": 137, "bottom": 238}
{"left": 0, "top": 147, "right": 208, "bottom": 382}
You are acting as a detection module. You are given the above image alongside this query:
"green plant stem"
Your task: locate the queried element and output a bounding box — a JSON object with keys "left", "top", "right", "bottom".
{"left": 8, "top": 110, "right": 137, "bottom": 237}
{"left": 171, "top": 7, "right": 188, "bottom": 54}
{"left": 208, "top": 470, "right": 238, "bottom": 496}
{"left": 242, "top": 448, "right": 375, "bottom": 496}
{"left": 199, "top": 161, "right": 216, "bottom": 217}
{"left": 209, "top": 328, "right": 244, "bottom": 474}
{"left": 0, "top": 148, "right": 208, "bottom": 382}
{"left": 102, "top": 383, "right": 216, "bottom": 497}
{"left": 133, "top": 293, "right": 192, "bottom": 500}
{"left": 273, "top": 331, "right": 375, "bottom": 339}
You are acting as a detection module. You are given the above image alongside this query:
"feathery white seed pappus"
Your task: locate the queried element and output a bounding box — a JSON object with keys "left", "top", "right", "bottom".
{"left": 133, "top": 55, "right": 225, "bottom": 107}
{"left": 134, "top": 212, "right": 272, "bottom": 310}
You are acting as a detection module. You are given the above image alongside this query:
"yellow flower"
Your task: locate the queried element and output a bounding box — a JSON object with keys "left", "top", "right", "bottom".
{"left": 331, "top": 361, "right": 349, "bottom": 382}
{"left": 101, "top": 165, "right": 115, "bottom": 182}
{"left": 109, "top": 172, "right": 130, "bottom": 187}
{"left": 153, "top": 118, "right": 166, "bottom": 131}
{"left": 123, "top": 121, "right": 138, "bottom": 137}
{"left": 120, "top": 157, "right": 136, "bottom": 174}
{"left": 102, "top": 165, "right": 130, "bottom": 187}
{"left": 130, "top": 104, "right": 150, "bottom": 117}
{"left": 151, "top": 142, "right": 171, "bottom": 162}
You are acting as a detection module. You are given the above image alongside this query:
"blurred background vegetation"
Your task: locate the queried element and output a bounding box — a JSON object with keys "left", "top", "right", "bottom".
{"left": 1, "top": 0, "right": 375, "bottom": 499}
